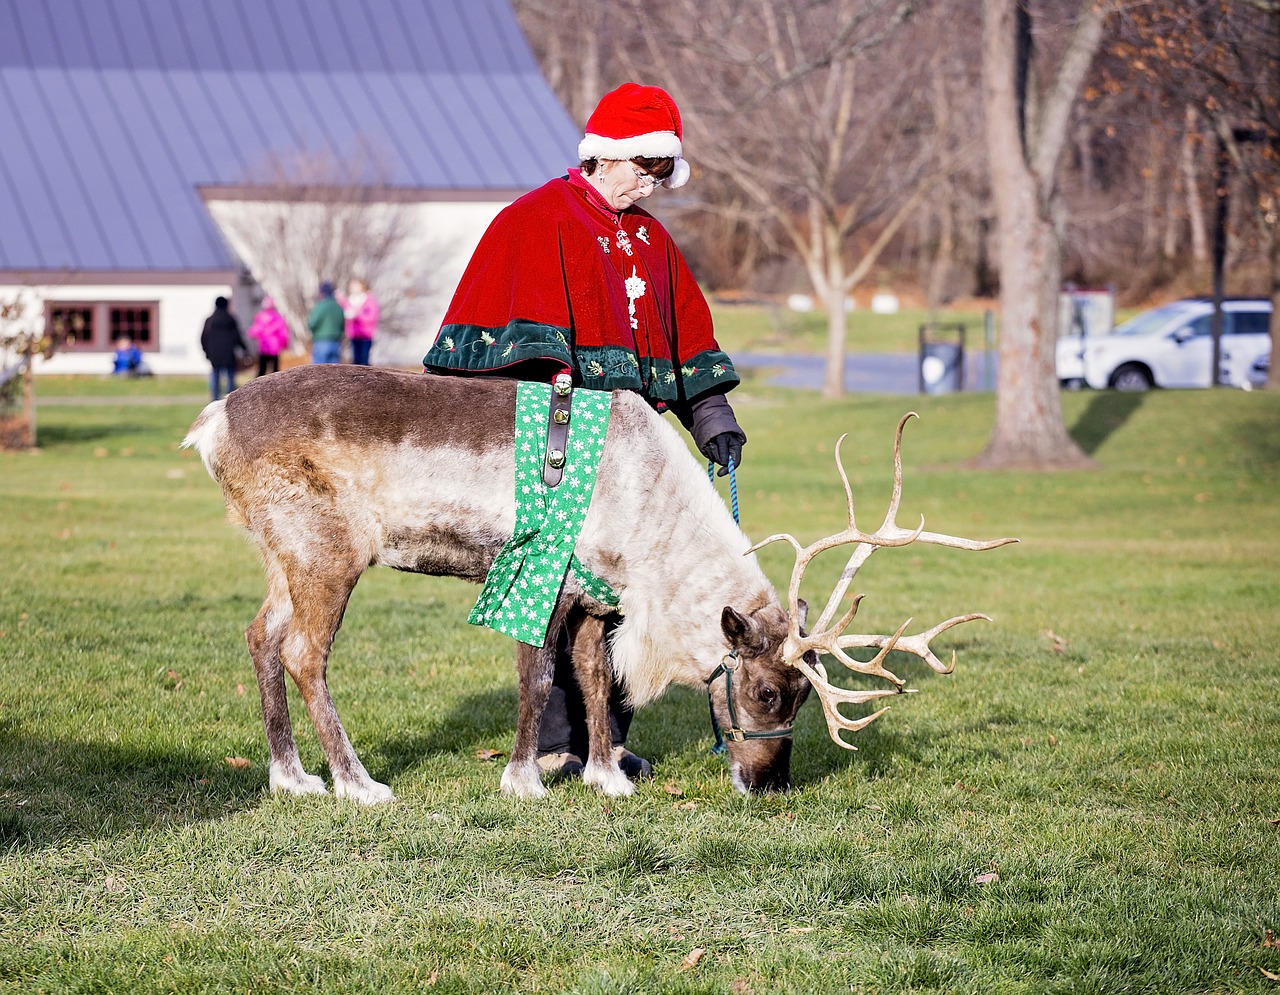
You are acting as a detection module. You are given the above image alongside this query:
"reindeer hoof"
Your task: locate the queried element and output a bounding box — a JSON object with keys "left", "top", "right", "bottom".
{"left": 500, "top": 762, "right": 548, "bottom": 799}
{"left": 269, "top": 763, "right": 329, "bottom": 797}
{"left": 583, "top": 761, "right": 635, "bottom": 797}
{"left": 333, "top": 779, "right": 396, "bottom": 805}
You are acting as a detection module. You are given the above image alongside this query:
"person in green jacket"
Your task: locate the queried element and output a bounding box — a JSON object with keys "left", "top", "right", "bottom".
{"left": 307, "top": 281, "right": 345, "bottom": 364}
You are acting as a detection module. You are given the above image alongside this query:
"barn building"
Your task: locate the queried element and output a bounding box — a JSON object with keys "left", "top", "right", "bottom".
{"left": 0, "top": 0, "right": 578, "bottom": 373}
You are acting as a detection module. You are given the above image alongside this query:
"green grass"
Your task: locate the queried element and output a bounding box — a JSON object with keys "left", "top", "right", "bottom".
{"left": 2, "top": 375, "right": 1279, "bottom": 994}
{"left": 708, "top": 302, "right": 995, "bottom": 355}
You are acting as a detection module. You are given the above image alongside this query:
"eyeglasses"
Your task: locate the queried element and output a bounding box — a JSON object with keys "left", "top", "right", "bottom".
{"left": 630, "top": 164, "right": 662, "bottom": 190}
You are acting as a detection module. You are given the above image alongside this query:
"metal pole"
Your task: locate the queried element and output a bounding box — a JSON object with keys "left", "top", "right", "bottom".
{"left": 1210, "top": 134, "right": 1229, "bottom": 388}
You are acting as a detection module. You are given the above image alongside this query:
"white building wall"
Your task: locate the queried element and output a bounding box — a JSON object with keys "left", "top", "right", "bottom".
{"left": 4, "top": 281, "right": 233, "bottom": 376}
{"left": 5, "top": 198, "right": 505, "bottom": 377}
{"left": 203, "top": 198, "right": 507, "bottom": 369}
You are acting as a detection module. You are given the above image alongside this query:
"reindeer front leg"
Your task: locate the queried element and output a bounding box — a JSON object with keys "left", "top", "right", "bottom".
{"left": 502, "top": 638, "right": 555, "bottom": 798}
{"left": 573, "top": 614, "right": 633, "bottom": 797}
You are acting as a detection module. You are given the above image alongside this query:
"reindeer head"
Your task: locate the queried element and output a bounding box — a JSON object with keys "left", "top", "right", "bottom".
{"left": 706, "top": 602, "right": 814, "bottom": 793}
{"left": 728, "top": 413, "right": 1018, "bottom": 787}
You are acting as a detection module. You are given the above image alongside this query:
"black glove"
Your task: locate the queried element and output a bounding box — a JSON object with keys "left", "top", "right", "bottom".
{"left": 702, "top": 432, "right": 744, "bottom": 476}
{"left": 689, "top": 393, "right": 746, "bottom": 476}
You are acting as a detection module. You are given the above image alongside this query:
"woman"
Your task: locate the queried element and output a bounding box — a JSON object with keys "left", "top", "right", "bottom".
{"left": 342, "top": 278, "right": 379, "bottom": 366}
{"left": 423, "top": 82, "right": 747, "bottom": 780}
{"left": 246, "top": 296, "right": 290, "bottom": 377}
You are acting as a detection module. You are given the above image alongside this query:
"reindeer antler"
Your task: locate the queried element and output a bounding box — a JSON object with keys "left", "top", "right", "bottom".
{"left": 748, "top": 413, "right": 1018, "bottom": 750}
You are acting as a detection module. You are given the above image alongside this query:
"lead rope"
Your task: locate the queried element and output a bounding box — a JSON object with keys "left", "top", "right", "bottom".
{"left": 706, "top": 456, "right": 739, "bottom": 524}
{"left": 706, "top": 458, "right": 737, "bottom": 752}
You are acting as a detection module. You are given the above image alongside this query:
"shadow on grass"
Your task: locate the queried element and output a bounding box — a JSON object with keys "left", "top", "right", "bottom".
{"left": 1236, "top": 410, "right": 1280, "bottom": 470}
{"left": 35, "top": 421, "right": 156, "bottom": 446}
{"left": 0, "top": 719, "right": 260, "bottom": 852}
{"left": 379, "top": 655, "right": 944, "bottom": 791}
{"left": 1067, "top": 390, "right": 1145, "bottom": 454}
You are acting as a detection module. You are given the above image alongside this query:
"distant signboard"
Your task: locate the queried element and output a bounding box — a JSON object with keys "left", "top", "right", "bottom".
{"left": 1058, "top": 286, "right": 1115, "bottom": 339}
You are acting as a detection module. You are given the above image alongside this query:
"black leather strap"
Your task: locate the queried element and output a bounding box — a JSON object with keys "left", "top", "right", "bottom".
{"left": 543, "top": 374, "right": 574, "bottom": 487}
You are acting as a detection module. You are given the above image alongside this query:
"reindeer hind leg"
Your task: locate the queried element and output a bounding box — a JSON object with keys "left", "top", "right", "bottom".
{"left": 246, "top": 552, "right": 327, "bottom": 797}
{"left": 278, "top": 552, "right": 394, "bottom": 805}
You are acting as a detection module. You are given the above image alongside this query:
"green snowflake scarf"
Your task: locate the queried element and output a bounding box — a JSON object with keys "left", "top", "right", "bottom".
{"left": 469, "top": 381, "right": 619, "bottom": 647}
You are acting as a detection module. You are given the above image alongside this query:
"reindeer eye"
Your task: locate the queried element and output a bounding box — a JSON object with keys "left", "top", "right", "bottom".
{"left": 756, "top": 684, "right": 779, "bottom": 708}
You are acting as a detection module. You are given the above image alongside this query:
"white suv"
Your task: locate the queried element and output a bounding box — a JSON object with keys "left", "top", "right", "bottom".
{"left": 1056, "top": 298, "right": 1273, "bottom": 391}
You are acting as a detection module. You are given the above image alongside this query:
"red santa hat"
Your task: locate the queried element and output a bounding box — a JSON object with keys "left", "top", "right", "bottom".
{"left": 577, "top": 82, "right": 691, "bottom": 189}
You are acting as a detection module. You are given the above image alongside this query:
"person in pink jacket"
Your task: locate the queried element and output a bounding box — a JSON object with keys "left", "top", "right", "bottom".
{"left": 246, "top": 296, "right": 291, "bottom": 377}
{"left": 342, "top": 278, "right": 379, "bottom": 365}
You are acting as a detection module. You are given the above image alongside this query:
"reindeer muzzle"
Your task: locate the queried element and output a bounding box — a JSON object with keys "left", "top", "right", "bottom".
{"left": 704, "top": 651, "right": 795, "bottom": 756}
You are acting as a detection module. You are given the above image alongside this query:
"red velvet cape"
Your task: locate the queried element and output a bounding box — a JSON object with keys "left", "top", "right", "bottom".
{"left": 423, "top": 171, "right": 738, "bottom": 404}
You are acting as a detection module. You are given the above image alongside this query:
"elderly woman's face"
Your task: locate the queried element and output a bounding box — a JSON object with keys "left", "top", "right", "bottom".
{"left": 593, "top": 159, "right": 659, "bottom": 211}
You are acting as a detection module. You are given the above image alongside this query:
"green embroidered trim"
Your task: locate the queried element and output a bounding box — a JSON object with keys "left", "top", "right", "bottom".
{"left": 425, "top": 328, "right": 740, "bottom": 404}
{"left": 677, "top": 349, "right": 740, "bottom": 399}
{"left": 424, "top": 320, "right": 573, "bottom": 372}
{"left": 468, "top": 382, "right": 618, "bottom": 647}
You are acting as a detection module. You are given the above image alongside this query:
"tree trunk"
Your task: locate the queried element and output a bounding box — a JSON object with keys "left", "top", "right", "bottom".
{"left": 22, "top": 366, "right": 35, "bottom": 448}
{"left": 1268, "top": 226, "right": 1280, "bottom": 391}
{"left": 822, "top": 244, "right": 848, "bottom": 400}
{"left": 974, "top": 0, "right": 1095, "bottom": 469}
{"left": 1182, "top": 105, "right": 1210, "bottom": 265}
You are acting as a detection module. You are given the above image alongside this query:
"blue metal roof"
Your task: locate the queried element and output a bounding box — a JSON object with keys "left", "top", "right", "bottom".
{"left": 0, "top": 0, "right": 580, "bottom": 272}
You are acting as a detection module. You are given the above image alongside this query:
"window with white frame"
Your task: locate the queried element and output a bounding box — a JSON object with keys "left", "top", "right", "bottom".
{"left": 46, "top": 301, "right": 158, "bottom": 351}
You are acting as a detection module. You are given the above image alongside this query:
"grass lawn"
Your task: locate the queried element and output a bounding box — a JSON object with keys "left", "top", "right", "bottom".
{"left": 707, "top": 302, "right": 996, "bottom": 355}
{"left": 2, "top": 373, "right": 1279, "bottom": 994}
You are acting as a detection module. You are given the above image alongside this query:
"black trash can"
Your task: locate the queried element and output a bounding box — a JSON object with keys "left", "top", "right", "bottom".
{"left": 919, "top": 339, "right": 964, "bottom": 394}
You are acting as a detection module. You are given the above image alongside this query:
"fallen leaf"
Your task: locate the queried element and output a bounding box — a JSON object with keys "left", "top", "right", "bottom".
{"left": 730, "top": 979, "right": 754, "bottom": 995}
{"left": 678, "top": 947, "right": 706, "bottom": 971}
{"left": 235, "top": 683, "right": 246, "bottom": 697}
{"left": 475, "top": 748, "right": 504, "bottom": 762}
{"left": 972, "top": 872, "right": 1000, "bottom": 885}
{"left": 1260, "top": 966, "right": 1280, "bottom": 981}
{"left": 786, "top": 927, "right": 815, "bottom": 934}
{"left": 1269, "top": 818, "right": 1280, "bottom": 826}
{"left": 1264, "top": 929, "right": 1276, "bottom": 948}
{"left": 164, "top": 670, "right": 184, "bottom": 691}
{"left": 1044, "top": 629, "right": 1068, "bottom": 653}
{"left": 676, "top": 800, "right": 697, "bottom": 811}
{"left": 663, "top": 782, "right": 683, "bottom": 796}
{"left": 224, "top": 756, "right": 252, "bottom": 769}
{"left": 103, "top": 875, "right": 126, "bottom": 893}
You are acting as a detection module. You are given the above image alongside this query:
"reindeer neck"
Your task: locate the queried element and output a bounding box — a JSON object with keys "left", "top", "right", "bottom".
{"left": 588, "top": 406, "right": 777, "bottom": 706}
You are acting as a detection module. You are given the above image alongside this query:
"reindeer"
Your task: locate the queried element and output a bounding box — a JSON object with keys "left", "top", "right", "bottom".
{"left": 182, "top": 364, "right": 1015, "bottom": 803}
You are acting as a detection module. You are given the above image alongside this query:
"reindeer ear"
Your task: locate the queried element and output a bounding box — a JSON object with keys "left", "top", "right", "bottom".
{"left": 796, "top": 598, "right": 809, "bottom": 629}
{"left": 721, "top": 606, "right": 754, "bottom": 647}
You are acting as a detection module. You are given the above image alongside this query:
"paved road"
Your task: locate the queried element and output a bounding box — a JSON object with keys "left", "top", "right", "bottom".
{"left": 732, "top": 350, "right": 998, "bottom": 393}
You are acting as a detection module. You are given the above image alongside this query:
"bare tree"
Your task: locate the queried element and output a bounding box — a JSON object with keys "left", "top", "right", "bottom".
{"left": 975, "top": 0, "right": 1105, "bottom": 469}
{"left": 205, "top": 148, "right": 446, "bottom": 351}
{"left": 628, "top": 0, "right": 966, "bottom": 398}
{"left": 0, "top": 289, "right": 58, "bottom": 450}
{"left": 1115, "top": 0, "right": 1280, "bottom": 388}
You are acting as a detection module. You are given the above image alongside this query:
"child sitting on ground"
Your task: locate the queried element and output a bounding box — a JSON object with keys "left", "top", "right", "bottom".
{"left": 111, "top": 336, "right": 151, "bottom": 376}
